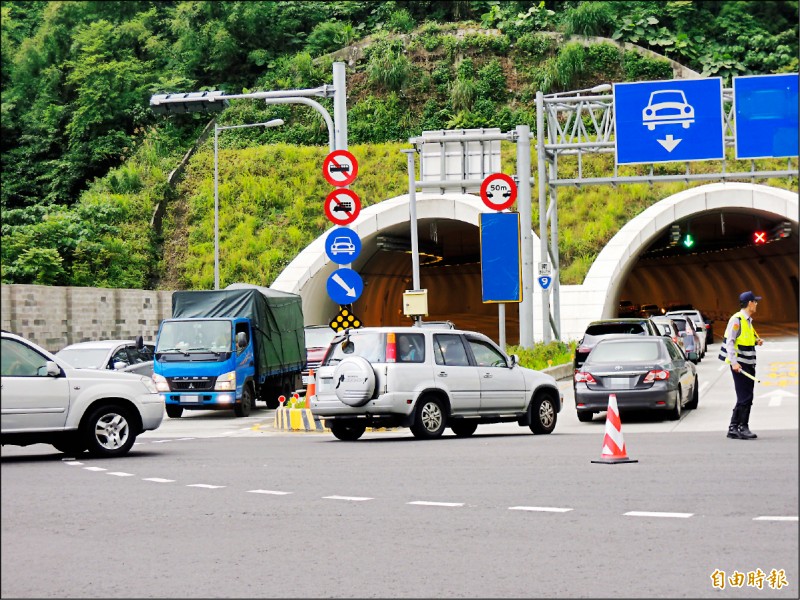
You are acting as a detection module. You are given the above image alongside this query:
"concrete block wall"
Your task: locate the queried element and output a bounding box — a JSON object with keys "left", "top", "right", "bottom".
{"left": 1, "top": 284, "right": 173, "bottom": 352}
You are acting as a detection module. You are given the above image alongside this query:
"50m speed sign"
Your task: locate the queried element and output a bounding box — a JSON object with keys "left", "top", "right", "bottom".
{"left": 480, "top": 173, "right": 517, "bottom": 211}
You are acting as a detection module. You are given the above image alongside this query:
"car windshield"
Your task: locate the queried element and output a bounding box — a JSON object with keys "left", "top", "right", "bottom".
{"left": 590, "top": 340, "right": 663, "bottom": 363}
{"left": 585, "top": 323, "right": 645, "bottom": 336}
{"left": 651, "top": 91, "right": 685, "bottom": 104}
{"left": 326, "top": 333, "right": 385, "bottom": 364}
{"left": 55, "top": 347, "right": 108, "bottom": 369}
{"left": 305, "top": 327, "right": 335, "bottom": 348}
{"left": 156, "top": 320, "right": 231, "bottom": 352}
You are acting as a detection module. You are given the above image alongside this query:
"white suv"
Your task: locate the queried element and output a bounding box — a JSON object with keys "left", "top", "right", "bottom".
{"left": 311, "top": 327, "right": 562, "bottom": 441}
{"left": 1, "top": 331, "right": 164, "bottom": 457}
{"left": 665, "top": 310, "right": 707, "bottom": 356}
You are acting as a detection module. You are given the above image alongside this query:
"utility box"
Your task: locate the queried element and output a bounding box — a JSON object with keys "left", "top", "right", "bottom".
{"left": 403, "top": 289, "right": 429, "bottom": 317}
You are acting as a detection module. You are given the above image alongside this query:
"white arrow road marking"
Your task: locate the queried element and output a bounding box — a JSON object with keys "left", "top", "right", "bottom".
{"left": 332, "top": 272, "right": 357, "bottom": 297}
{"left": 657, "top": 134, "right": 682, "bottom": 152}
{"left": 759, "top": 389, "right": 797, "bottom": 407}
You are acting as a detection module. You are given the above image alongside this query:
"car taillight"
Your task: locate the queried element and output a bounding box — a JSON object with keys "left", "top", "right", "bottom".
{"left": 643, "top": 369, "right": 669, "bottom": 383}
{"left": 386, "top": 332, "right": 397, "bottom": 363}
{"left": 671, "top": 335, "right": 678, "bottom": 344}
{"left": 574, "top": 371, "right": 597, "bottom": 384}
{"left": 577, "top": 345, "right": 591, "bottom": 354}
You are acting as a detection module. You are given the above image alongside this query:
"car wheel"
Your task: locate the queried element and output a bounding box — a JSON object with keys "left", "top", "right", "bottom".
{"left": 83, "top": 404, "right": 137, "bottom": 458}
{"left": 686, "top": 377, "right": 699, "bottom": 410}
{"left": 449, "top": 421, "right": 478, "bottom": 437}
{"left": 410, "top": 397, "right": 447, "bottom": 439}
{"left": 577, "top": 410, "right": 593, "bottom": 423}
{"left": 668, "top": 387, "right": 683, "bottom": 421}
{"left": 330, "top": 421, "right": 366, "bottom": 441}
{"left": 529, "top": 393, "right": 557, "bottom": 434}
{"left": 234, "top": 384, "right": 254, "bottom": 417}
{"left": 166, "top": 405, "right": 183, "bottom": 418}
{"left": 52, "top": 435, "right": 86, "bottom": 455}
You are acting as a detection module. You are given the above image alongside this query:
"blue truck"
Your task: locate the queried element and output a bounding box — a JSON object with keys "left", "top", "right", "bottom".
{"left": 153, "top": 284, "right": 305, "bottom": 418}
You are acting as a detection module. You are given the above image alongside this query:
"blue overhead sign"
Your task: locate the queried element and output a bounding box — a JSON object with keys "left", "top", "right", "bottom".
{"left": 325, "top": 227, "right": 361, "bottom": 265}
{"left": 733, "top": 73, "right": 799, "bottom": 160}
{"left": 326, "top": 268, "right": 363, "bottom": 305}
{"left": 480, "top": 212, "right": 521, "bottom": 303}
{"left": 614, "top": 78, "right": 724, "bottom": 165}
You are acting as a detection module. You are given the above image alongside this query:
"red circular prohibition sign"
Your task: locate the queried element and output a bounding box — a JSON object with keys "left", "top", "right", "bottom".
{"left": 324, "top": 189, "right": 361, "bottom": 225}
{"left": 480, "top": 173, "right": 517, "bottom": 211}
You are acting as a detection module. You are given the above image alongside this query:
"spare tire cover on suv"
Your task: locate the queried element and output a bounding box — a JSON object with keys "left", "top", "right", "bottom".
{"left": 333, "top": 356, "right": 376, "bottom": 407}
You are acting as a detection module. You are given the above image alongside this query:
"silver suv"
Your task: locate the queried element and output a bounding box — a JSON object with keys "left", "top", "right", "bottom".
{"left": 311, "top": 327, "right": 562, "bottom": 441}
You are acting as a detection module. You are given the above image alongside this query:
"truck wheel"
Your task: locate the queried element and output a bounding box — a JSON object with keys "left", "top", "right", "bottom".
{"left": 83, "top": 404, "right": 137, "bottom": 458}
{"left": 166, "top": 405, "right": 183, "bottom": 418}
{"left": 330, "top": 421, "right": 366, "bottom": 441}
{"left": 234, "top": 384, "right": 254, "bottom": 417}
{"left": 528, "top": 392, "right": 557, "bottom": 435}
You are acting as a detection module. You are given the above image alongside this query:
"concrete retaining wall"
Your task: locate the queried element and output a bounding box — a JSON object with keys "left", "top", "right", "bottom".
{"left": 1, "top": 283, "right": 173, "bottom": 352}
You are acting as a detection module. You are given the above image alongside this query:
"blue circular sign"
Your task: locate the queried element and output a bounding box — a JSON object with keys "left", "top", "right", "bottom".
{"left": 327, "top": 268, "right": 364, "bottom": 305}
{"left": 325, "top": 228, "right": 361, "bottom": 265}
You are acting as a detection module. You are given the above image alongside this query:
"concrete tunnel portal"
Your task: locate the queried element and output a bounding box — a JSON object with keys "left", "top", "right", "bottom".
{"left": 272, "top": 184, "right": 798, "bottom": 343}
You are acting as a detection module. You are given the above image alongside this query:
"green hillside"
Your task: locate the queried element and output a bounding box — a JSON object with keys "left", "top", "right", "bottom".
{"left": 2, "top": 1, "right": 797, "bottom": 289}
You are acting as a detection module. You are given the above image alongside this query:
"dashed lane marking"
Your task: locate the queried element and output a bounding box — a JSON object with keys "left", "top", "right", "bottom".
{"left": 186, "top": 483, "right": 226, "bottom": 489}
{"left": 83, "top": 467, "right": 106, "bottom": 472}
{"left": 408, "top": 500, "right": 464, "bottom": 507}
{"left": 323, "top": 495, "right": 373, "bottom": 502}
{"left": 106, "top": 472, "right": 135, "bottom": 477}
{"left": 247, "top": 489, "right": 292, "bottom": 495}
{"left": 624, "top": 511, "right": 693, "bottom": 518}
{"left": 753, "top": 516, "right": 798, "bottom": 521}
{"left": 142, "top": 477, "right": 175, "bottom": 483}
{"left": 509, "top": 506, "right": 573, "bottom": 513}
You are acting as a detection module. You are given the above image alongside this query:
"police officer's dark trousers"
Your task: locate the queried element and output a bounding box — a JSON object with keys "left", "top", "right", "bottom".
{"left": 729, "top": 363, "right": 755, "bottom": 428}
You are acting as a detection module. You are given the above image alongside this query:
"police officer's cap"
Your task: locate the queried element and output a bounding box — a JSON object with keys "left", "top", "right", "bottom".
{"left": 739, "top": 291, "right": 762, "bottom": 303}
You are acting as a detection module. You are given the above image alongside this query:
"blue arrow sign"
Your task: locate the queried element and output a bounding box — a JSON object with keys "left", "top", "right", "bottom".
{"left": 538, "top": 276, "right": 552, "bottom": 290}
{"left": 325, "top": 227, "right": 361, "bottom": 265}
{"left": 733, "top": 73, "right": 798, "bottom": 159}
{"left": 614, "top": 78, "right": 724, "bottom": 165}
{"left": 327, "top": 268, "right": 364, "bottom": 305}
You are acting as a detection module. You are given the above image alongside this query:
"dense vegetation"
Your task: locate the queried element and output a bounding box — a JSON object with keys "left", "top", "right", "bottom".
{"left": 2, "top": 1, "right": 798, "bottom": 290}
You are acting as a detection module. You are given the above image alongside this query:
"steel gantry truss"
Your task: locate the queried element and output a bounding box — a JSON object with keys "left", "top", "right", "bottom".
{"left": 535, "top": 85, "right": 798, "bottom": 341}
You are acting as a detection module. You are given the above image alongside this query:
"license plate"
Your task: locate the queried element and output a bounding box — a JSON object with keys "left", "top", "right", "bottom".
{"left": 302, "top": 375, "right": 312, "bottom": 385}
{"left": 182, "top": 395, "right": 200, "bottom": 403}
{"left": 607, "top": 377, "right": 630, "bottom": 389}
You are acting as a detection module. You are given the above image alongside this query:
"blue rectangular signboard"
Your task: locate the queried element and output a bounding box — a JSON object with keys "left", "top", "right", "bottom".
{"left": 480, "top": 212, "right": 521, "bottom": 303}
{"left": 733, "top": 73, "right": 799, "bottom": 159}
{"left": 614, "top": 78, "right": 724, "bottom": 165}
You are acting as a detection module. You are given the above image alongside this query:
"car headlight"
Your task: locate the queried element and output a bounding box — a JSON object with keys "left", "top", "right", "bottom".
{"left": 215, "top": 370, "right": 236, "bottom": 391}
{"left": 152, "top": 373, "right": 170, "bottom": 392}
{"left": 140, "top": 376, "right": 159, "bottom": 394}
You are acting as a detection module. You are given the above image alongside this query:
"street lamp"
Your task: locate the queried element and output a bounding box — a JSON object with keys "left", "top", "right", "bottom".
{"left": 213, "top": 118, "right": 284, "bottom": 290}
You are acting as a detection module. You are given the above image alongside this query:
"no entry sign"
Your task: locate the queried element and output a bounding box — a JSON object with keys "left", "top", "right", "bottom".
{"left": 324, "top": 189, "right": 361, "bottom": 226}
{"left": 322, "top": 150, "right": 359, "bottom": 187}
{"left": 480, "top": 173, "right": 517, "bottom": 211}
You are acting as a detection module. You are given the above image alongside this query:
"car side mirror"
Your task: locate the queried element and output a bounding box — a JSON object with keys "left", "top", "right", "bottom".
{"left": 113, "top": 361, "right": 127, "bottom": 370}
{"left": 135, "top": 335, "right": 144, "bottom": 350}
{"left": 236, "top": 332, "right": 247, "bottom": 348}
{"left": 45, "top": 361, "right": 61, "bottom": 377}
{"left": 688, "top": 351, "right": 698, "bottom": 362}
{"left": 509, "top": 353, "right": 519, "bottom": 368}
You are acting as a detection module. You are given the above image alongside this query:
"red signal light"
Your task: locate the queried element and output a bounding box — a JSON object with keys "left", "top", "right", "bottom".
{"left": 753, "top": 231, "right": 767, "bottom": 244}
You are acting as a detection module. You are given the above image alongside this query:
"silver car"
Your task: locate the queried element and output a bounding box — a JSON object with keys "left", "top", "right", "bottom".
{"left": 56, "top": 338, "right": 155, "bottom": 377}
{"left": 311, "top": 327, "right": 562, "bottom": 441}
{"left": 665, "top": 310, "right": 707, "bottom": 356}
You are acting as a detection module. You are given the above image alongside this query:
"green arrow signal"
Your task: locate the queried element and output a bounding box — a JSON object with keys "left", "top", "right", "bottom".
{"left": 682, "top": 234, "right": 695, "bottom": 248}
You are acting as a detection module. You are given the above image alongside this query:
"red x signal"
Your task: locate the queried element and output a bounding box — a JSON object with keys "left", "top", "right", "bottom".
{"left": 753, "top": 231, "right": 767, "bottom": 244}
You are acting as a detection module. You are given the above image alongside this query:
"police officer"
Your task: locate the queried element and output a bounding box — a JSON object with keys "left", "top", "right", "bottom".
{"left": 718, "top": 291, "right": 764, "bottom": 439}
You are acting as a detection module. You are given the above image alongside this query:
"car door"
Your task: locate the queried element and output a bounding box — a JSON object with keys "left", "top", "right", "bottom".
{"left": 665, "top": 338, "right": 693, "bottom": 402}
{"left": 432, "top": 334, "right": 480, "bottom": 414}
{"left": 465, "top": 336, "right": 526, "bottom": 412}
{"left": 1, "top": 337, "right": 70, "bottom": 432}
{"left": 123, "top": 344, "right": 155, "bottom": 376}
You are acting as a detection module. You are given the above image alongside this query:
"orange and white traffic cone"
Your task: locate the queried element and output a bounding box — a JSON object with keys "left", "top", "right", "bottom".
{"left": 591, "top": 394, "right": 638, "bottom": 464}
{"left": 304, "top": 369, "right": 316, "bottom": 409}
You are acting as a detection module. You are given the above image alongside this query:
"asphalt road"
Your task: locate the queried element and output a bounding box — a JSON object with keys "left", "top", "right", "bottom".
{"left": 2, "top": 331, "right": 797, "bottom": 598}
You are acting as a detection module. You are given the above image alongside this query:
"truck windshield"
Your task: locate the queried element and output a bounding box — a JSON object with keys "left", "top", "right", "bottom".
{"left": 156, "top": 320, "right": 232, "bottom": 353}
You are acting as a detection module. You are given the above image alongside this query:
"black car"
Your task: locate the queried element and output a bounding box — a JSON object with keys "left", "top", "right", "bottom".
{"left": 573, "top": 318, "right": 661, "bottom": 372}
{"left": 574, "top": 335, "right": 699, "bottom": 422}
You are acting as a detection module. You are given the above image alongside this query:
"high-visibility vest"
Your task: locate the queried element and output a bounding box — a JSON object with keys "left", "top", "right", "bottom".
{"left": 718, "top": 310, "right": 758, "bottom": 366}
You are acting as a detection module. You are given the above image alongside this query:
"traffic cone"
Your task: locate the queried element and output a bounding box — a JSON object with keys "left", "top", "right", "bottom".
{"left": 591, "top": 394, "right": 638, "bottom": 464}
{"left": 304, "top": 369, "right": 316, "bottom": 409}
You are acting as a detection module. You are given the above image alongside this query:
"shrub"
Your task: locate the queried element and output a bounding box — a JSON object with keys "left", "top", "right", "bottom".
{"left": 387, "top": 8, "right": 415, "bottom": 33}
{"left": 561, "top": 1, "right": 615, "bottom": 37}
{"left": 366, "top": 43, "right": 412, "bottom": 91}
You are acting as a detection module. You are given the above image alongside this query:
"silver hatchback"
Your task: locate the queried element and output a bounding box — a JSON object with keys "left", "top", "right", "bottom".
{"left": 311, "top": 327, "right": 562, "bottom": 441}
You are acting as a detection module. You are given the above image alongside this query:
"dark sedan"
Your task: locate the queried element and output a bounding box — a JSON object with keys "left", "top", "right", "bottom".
{"left": 574, "top": 335, "right": 698, "bottom": 422}
{"left": 573, "top": 318, "right": 661, "bottom": 372}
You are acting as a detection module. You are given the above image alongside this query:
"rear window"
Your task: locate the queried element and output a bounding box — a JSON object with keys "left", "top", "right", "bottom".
{"left": 589, "top": 340, "right": 663, "bottom": 363}
{"left": 326, "top": 333, "right": 386, "bottom": 364}
{"left": 585, "top": 323, "right": 645, "bottom": 336}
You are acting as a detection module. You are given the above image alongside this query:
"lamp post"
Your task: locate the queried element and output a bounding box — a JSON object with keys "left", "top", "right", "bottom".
{"left": 213, "top": 118, "right": 284, "bottom": 290}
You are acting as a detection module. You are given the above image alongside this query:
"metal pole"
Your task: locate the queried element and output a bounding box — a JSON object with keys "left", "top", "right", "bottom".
{"left": 516, "top": 124, "right": 533, "bottom": 348}
{"left": 402, "top": 150, "right": 421, "bottom": 292}
{"left": 213, "top": 123, "right": 220, "bottom": 290}
{"left": 549, "top": 169, "right": 561, "bottom": 340}
{"left": 498, "top": 303, "right": 506, "bottom": 349}
{"left": 333, "top": 62, "right": 347, "bottom": 150}
{"left": 536, "top": 92, "right": 551, "bottom": 342}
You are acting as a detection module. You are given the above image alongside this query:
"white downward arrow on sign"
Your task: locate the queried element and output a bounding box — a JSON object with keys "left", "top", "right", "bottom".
{"left": 332, "top": 273, "right": 357, "bottom": 297}
{"left": 759, "top": 389, "right": 797, "bottom": 407}
{"left": 657, "top": 134, "right": 682, "bottom": 152}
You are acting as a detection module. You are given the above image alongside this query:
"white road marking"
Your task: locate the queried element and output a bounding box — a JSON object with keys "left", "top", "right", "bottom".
{"left": 624, "top": 511, "right": 693, "bottom": 518}
{"left": 63, "top": 461, "right": 83, "bottom": 466}
{"left": 753, "top": 516, "right": 798, "bottom": 521}
{"left": 143, "top": 477, "right": 175, "bottom": 483}
{"left": 106, "top": 472, "right": 135, "bottom": 477}
{"left": 408, "top": 501, "right": 464, "bottom": 507}
{"left": 323, "top": 495, "right": 373, "bottom": 502}
{"left": 83, "top": 467, "right": 106, "bottom": 472}
{"left": 247, "top": 489, "right": 293, "bottom": 495}
{"left": 186, "top": 484, "right": 226, "bottom": 489}
{"left": 509, "top": 506, "right": 573, "bottom": 513}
